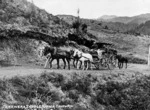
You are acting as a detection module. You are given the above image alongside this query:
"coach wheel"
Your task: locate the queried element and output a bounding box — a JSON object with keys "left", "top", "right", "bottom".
{"left": 108, "top": 63, "right": 115, "bottom": 70}
{"left": 101, "top": 58, "right": 109, "bottom": 70}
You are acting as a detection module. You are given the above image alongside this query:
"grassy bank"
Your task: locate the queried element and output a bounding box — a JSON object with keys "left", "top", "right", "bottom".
{"left": 0, "top": 71, "right": 150, "bottom": 110}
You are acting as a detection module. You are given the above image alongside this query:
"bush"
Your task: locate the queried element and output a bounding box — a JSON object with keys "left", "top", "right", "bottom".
{"left": 127, "top": 56, "right": 147, "bottom": 64}
{"left": 62, "top": 73, "right": 93, "bottom": 96}
{"left": 95, "top": 76, "right": 150, "bottom": 110}
{"left": 96, "top": 81, "right": 128, "bottom": 106}
{"left": 40, "top": 72, "right": 65, "bottom": 87}
{"left": 2, "top": 72, "right": 150, "bottom": 110}
{"left": 72, "top": 21, "right": 80, "bottom": 30}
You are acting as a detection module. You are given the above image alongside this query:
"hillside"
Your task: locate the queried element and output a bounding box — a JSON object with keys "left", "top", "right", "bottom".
{"left": 98, "top": 15, "right": 117, "bottom": 20}
{"left": 0, "top": 0, "right": 102, "bottom": 66}
{"left": 57, "top": 14, "right": 150, "bottom": 62}
{"left": 96, "top": 14, "right": 150, "bottom": 35}
{"left": 0, "top": 0, "right": 149, "bottom": 67}
{"left": 0, "top": 0, "right": 72, "bottom": 39}
{"left": 129, "top": 20, "right": 150, "bottom": 35}
{"left": 58, "top": 14, "right": 150, "bottom": 36}
{"left": 0, "top": 0, "right": 73, "bottom": 66}
{"left": 57, "top": 14, "right": 139, "bottom": 33}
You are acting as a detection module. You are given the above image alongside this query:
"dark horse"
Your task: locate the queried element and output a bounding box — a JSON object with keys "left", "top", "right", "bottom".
{"left": 43, "top": 46, "right": 72, "bottom": 69}
{"left": 116, "top": 54, "right": 128, "bottom": 69}
{"left": 72, "top": 54, "right": 80, "bottom": 68}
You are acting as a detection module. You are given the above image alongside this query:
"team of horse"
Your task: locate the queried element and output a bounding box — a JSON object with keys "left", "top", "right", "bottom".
{"left": 42, "top": 46, "right": 128, "bottom": 70}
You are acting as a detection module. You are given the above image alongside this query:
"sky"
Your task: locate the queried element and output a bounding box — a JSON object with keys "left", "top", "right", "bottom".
{"left": 27, "top": 0, "right": 150, "bottom": 19}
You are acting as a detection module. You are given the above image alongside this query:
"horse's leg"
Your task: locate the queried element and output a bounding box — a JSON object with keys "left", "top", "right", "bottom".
{"left": 57, "top": 59, "right": 60, "bottom": 69}
{"left": 84, "top": 61, "right": 86, "bottom": 70}
{"left": 86, "top": 61, "right": 89, "bottom": 70}
{"left": 126, "top": 60, "right": 128, "bottom": 69}
{"left": 119, "top": 62, "right": 122, "bottom": 69}
{"left": 77, "top": 60, "right": 81, "bottom": 69}
{"left": 66, "top": 58, "right": 70, "bottom": 70}
{"left": 62, "top": 58, "right": 66, "bottom": 69}
{"left": 90, "top": 62, "right": 93, "bottom": 70}
{"left": 82, "top": 61, "right": 85, "bottom": 70}
{"left": 86, "top": 61, "right": 88, "bottom": 70}
{"left": 73, "top": 59, "right": 75, "bottom": 67}
{"left": 121, "top": 62, "right": 123, "bottom": 69}
{"left": 49, "top": 58, "right": 54, "bottom": 68}
{"left": 44, "top": 57, "right": 51, "bottom": 69}
{"left": 76, "top": 59, "right": 79, "bottom": 68}
{"left": 73, "top": 59, "right": 75, "bottom": 68}
{"left": 79, "top": 60, "right": 82, "bottom": 69}
{"left": 118, "top": 61, "right": 121, "bottom": 69}
{"left": 89, "top": 61, "right": 92, "bottom": 70}
{"left": 76, "top": 61, "right": 79, "bottom": 69}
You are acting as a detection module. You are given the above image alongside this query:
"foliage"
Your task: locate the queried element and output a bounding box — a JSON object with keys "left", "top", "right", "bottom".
{"left": 95, "top": 75, "right": 150, "bottom": 110}
{"left": 72, "top": 19, "right": 89, "bottom": 35}
{"left": 72, "top": 20, "right": 81, "bottom": 30}
{"left": 1, "top": 71, "right": 150, "bottom": 110}
{"left": 0, "top": 38, "right": 41, "bottom": 66}
{"left": 81, "top": 23, "right": 88, "bottom": 33}
{"left": 104, "top": 25, "right": 108, "bottom": 30}
{"left": 0, "top": 0, "right": 70, "bottom": 37}
{"left": 61, "top": 73, "right": 94, "bottom": 96}
{"left": 127, "top": 56, "right": 147, "bottom": 64}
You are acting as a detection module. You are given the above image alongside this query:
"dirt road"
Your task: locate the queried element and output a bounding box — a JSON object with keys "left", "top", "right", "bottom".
{"left": 0, "top": 63, "right": 150, "bottom": 79}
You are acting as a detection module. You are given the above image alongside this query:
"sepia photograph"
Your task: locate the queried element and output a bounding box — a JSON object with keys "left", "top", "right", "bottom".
{"left": 0, "top": 0, "right": 150, "bottom": 109}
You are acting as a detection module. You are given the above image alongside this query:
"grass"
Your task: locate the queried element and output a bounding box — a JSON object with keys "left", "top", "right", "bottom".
{"left": 90, "top": 29, "right": 150, "bottom": 62}
{"left": 0, "top": 71, "right": 150, "bottom": 110}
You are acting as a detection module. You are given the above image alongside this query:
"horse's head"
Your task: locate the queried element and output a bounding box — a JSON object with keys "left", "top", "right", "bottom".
{"left": 72, "top": 49, "right": 77, "bottom": 57}
{"left": 113, "top": 50, "right": 117, "bottom": 55}
{"left": 116, "top": 54, "right": 122, "bottom": 60}
{"left": 73, "top": 49, "right": 82, "bottom": 58}
{"left": 43, "top": 46, "right": 53, "bottom": 56}
{"left": 70, "top": 49, "right": 75, "bottom": 58}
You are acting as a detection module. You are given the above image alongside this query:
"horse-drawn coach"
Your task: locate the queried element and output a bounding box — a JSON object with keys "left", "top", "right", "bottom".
{"left": 41, "top": 40, "right": 122, "bottom": 70}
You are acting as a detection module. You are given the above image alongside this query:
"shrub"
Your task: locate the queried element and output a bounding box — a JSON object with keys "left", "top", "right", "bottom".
{"left": 95, "top": 76, "right": 150, "bottom": 110}
{"left": 72, "top": 21, "right": 80, "bottom": 30}
{"left": 127, "top": 56, "right": 147, "bottom": 64}
{"left": 62, "top": 73, "right": 93, "bottom": 96}
{"left": 2, "top": 71, "right": 150, "bottom": 110}
{"left": 40, "top": 72, "right": 65, "bottom": 87}
{"left": 96, "top": 81, "right": 128, "bottom": 106}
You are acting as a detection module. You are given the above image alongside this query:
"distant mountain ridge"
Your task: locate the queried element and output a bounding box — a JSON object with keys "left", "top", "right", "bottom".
{"left": 97, "top": 13, "right": 150, "bottom": 25}
{"left": 97, "top": 15, "right": 117, "bottom": 20}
